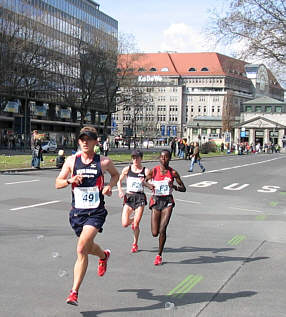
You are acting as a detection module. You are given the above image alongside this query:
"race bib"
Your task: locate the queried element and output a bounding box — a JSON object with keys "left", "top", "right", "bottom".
{"left": 74, "top": 186, "right": 100, "bottom": 209}
{"left": 126, "top": 176, "right": 143, "bottom": 192}
{"left": 153, "top": 180, "right": 171, "bottom": 196}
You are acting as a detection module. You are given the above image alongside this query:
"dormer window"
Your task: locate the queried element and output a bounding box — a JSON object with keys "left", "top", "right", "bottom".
{"left": 138, "top": 67, "right": 146, "bottom": 72}
{"left": 161, "top": 67, "right": 169, "bottom": 72}
{"left": 201, "top": 67, "right": 208, "bottom": 71}
{"left": 150, "top": 67, "right": 157, "bottom": 72}
{"left": 188, "top": 67, "right": 196, "bottom": 72}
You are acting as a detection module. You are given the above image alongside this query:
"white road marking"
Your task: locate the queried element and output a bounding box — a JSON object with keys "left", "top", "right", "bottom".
{"left": 182, "top": 156, "right": 284, "bottom": 178}
{"left": 5, "top": 179, "right": 40, "bottom": 185}
{"left": 176, "top": 198, "right": 201, "bottom": 204}
{"left": 230, "top": 207, "right": 264, "bottom": 213}
{"left": 10, "top": 200, "right": 61, "bottom": 211}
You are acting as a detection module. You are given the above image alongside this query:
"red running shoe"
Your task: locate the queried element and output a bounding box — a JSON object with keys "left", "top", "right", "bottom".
{"left": 66, "top": 290, "right": 78, "bottom": 306}
{"left": 154, "top": 255, "right": 162, "bottom": 266}
{"left": 98, "top": 249, "right": 111, "bottom": 276}
{"left": 131, "top": 243, "right": 138, "bottom": 253}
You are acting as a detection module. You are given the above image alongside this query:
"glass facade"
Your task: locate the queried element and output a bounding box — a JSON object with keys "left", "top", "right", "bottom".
{"left": 0, "top": 0, "right": 118, "bottom": 147}
{"left": 0, "top": 0, "right": 118, "bottom": 53}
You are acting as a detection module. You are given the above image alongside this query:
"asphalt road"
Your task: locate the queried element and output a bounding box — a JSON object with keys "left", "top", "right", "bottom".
{"left": 1, "top": 153, "right": 286, "bottom": 317}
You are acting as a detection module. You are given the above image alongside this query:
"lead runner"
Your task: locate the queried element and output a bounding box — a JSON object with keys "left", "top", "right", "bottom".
{"left": 55, "top": 126, "right": 119, "bottom": 306}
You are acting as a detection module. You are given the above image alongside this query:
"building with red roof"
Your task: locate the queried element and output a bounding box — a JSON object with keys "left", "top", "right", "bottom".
{"left": 114, "top": 52, "right": 284, "bottom": 147}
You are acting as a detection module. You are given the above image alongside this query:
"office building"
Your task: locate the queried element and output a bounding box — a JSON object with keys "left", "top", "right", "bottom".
{"left": 0, "top": 0, "right": 117, "bottom": 147}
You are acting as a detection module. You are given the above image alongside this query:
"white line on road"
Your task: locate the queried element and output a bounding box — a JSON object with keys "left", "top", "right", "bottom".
{"left": 176, "top": 198, "right": 201, "bottom": 204}
{"left": 182, "top": 156, "right": 284, "bottom": 178}
{"left": 10, "top": 200, "right": 61, "bottom": 211}
{"left": 5, "top": 179, "right": 40, "bottom": 185}
{"left": 230, "top": 207, "right": 264, "bottom": 213}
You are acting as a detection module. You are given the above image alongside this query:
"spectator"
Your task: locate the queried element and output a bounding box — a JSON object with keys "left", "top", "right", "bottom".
{"left": 103, "top": 137, "right": 110, "bottom": 156}
{"left": 56, "top": 149, "right": 65, "bottom": 169}
{"left": 32, "top": 139, "right": 43, "bottom": 169}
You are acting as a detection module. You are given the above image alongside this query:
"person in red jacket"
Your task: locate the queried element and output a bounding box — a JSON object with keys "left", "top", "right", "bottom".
{"left": 146, "top": 149, "right": 186, "bottom": 265}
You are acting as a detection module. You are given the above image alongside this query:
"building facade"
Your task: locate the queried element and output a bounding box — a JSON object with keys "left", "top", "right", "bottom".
{"left": 115, "top": 52, "right": 284, "bottom": 146}
{"left": 235, "top": 96, "right": 286, "bottom": 147}
{"left": 0, "top": 0, "right": 117, "bottom": 148}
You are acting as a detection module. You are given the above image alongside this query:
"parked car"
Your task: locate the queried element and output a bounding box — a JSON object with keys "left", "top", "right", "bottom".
{"left": 41, "top": 139, "right": 57, "bottom": 153}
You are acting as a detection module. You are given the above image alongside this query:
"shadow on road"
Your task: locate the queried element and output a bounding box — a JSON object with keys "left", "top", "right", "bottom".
{"left": 81, "top": 288, "right": 257, "bottom": 316}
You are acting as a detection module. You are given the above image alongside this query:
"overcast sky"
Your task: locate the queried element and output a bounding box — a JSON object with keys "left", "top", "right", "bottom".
{"left": 99, "top": 0, "right": 231, "bottom": 54}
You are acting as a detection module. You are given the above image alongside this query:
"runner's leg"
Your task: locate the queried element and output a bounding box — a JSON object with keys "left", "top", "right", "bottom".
{"left": 158, "top": 206, "right": 173, "bottom": 256}
{"left": 132, "top": 205, "right": 144, "bottom": 245}
{"left": 72, "top": 225, "right": 101, "bottom": 292}
{"left": 121, "top": 204, "right": 135, "bottom": 227}
{"left": 151, "top": 208, "right": 161, "bottom": 237}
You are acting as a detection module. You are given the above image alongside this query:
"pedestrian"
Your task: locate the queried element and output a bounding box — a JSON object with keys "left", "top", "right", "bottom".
{"left": 56, "top": 149, "right": 65, "bottom": 169}
{"left": 117, "top": 149, "right": 152, "bottom": 253}
{"left": 170, "top": 138, "right": 176, "bottom": 158}
{"left": 55, "top": 126, "right": 120, "bottom": 306}
{"left": 31, "top": 139, "right": 43, "bottom": 169}
{"left": 188, "top": 142, "right": 205, "bottom": 172}
{"left": 185, "top": 141, "right": 190, "bottom": 160}
{"left": 103, "top": 137, "right": 110, "bottom": 156}
{"left": 145, "top": 149, "right": 186, "bottom": 265}
{"left": 178, "top": 139, "right": 185, "bottom": 159}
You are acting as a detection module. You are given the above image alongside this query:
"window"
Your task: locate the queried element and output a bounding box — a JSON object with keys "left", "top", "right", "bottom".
{"left": 202, "top": 128, "right": 207, "bottom": 135}
{"left": 138, "top": 67, "right": 146, "bottom": 72}
{"left": 161, "top": 67, "right": 169, "bottom": 72}
{"left": 193, "top": 128, "right": 198, "bottom": 134}
{"left": 246, "top": 106, "right": 252, "bottom": 112}
{"left": 188, "top": 67, "right": 196, "bottom": 72}
{"left": 201, "top": 67, "right": 209, "bottom": 71}
{"left": 150, "top": 67, "right": 157, "bottom": 72}
{"left": 275, "top": 106, "right": 282, "bottom": 113}
{"left": 211, "top": 128, "right": 216, "bottom": 134}
{"left": 266, "top": 106, "right": 272, "bottom": 113}
{"left": 255, "top": 106, "right": 262, "bottom": 112}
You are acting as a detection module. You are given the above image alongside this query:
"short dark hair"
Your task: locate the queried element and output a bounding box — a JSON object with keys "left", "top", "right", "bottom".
{"left": 131, "top": 149, "right": 143, "bottom": 158}
{"left": 161, "top": 149, "right": 171, "bottom": 158}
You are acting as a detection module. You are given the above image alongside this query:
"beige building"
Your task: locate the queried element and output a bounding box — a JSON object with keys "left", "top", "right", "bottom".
{"left": 235, "top": 96, "right": 286, "bottom": 147}
{"left": 114, "top": 53, "right": 284, "bottom": 144}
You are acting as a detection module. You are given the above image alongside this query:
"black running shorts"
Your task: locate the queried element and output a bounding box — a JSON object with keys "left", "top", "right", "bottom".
{"left": 149, "top": 195, "right": 175, "bottom": 211}
{"left": 69, "top": 208, "right": 108, "bottom": 237}
{"left": 124, "top": 192, "right": 147, "bottom": 210}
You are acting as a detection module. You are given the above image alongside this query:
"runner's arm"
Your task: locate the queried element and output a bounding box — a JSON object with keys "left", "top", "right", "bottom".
{"left": 172, "top": 170, "right": 186, "bottom": 192}
{"left": 101, "top": 157, "right": 120, "bottom": 196}
{"left": 142, "top": 168, "right": 154, "bottom": 190}
{"left": 55, "top": 156, "right": 82, "bottom": 189}
{"left": 117, "top": 167, "right": 128, "bottom": 198}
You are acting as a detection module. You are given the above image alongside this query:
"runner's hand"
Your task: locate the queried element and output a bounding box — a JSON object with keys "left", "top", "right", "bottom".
{"left": 102, "top": 185, "right": 112, "bottom": 196}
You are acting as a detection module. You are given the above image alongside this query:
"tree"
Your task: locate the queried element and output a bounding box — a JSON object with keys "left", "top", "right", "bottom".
{"left": 208, "top": 0, "right": 286, "bottom": 83}
{"left": 0, "top": 12, "right": 55, "bottom": 146}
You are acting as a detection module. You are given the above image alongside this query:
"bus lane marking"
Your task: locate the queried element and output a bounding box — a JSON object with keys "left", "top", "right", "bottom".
{"left": 168, "top": 274, "right": 204, "bottom": 299}
{"left": 227, "top": 235, "right": 246, "bottom": 246}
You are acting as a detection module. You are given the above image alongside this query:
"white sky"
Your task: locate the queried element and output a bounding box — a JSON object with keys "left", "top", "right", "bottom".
{"left": 99, "top": 0, "right": 231, "bottom": 54}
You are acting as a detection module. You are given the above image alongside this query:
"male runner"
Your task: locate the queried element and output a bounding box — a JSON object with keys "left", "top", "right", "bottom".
{"left": 117, "top": 149, "right": 152, "bottom": 253}
{"left": 146, "top": 149, "right": 186, "bottom": 265}
{"left": 55, "top": 126, "right": 119, "bottom": 306}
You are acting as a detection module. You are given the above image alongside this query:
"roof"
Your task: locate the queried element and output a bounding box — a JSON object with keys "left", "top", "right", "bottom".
{"left": 118, "top": 53, "right": 179, "bottom": 76}
{"left": 238, "top": 116, "right": 286, "bottom": 128}
{"left": 119, "top": 52, "right": 249, "bottom": 79}
{"left": 119, "top": 53, "right": 283, "bottom": 90}
{"left": 169, "top": 52, "right": 247, "bottom": 79}
{"left": 244, "top": 96, "right": 286, "bottom": 105}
